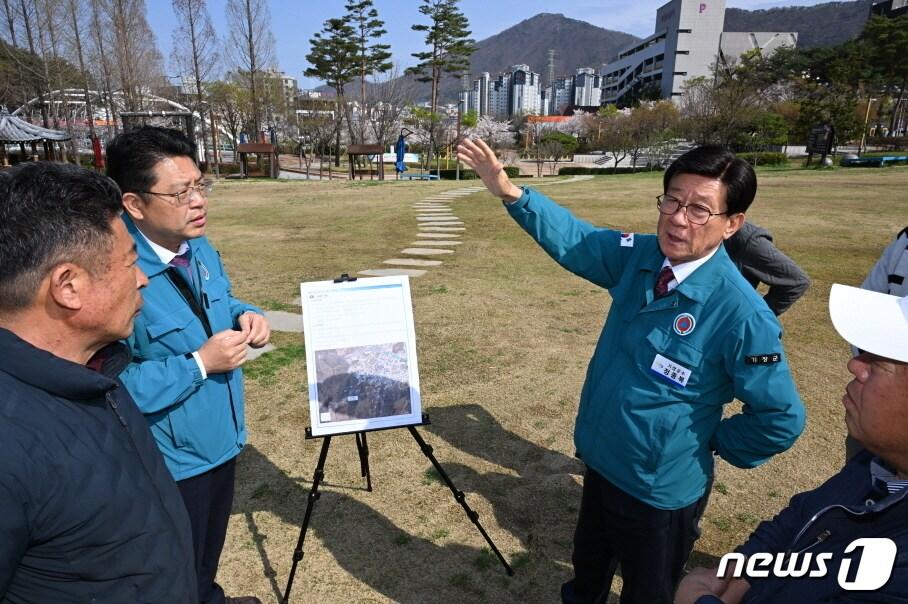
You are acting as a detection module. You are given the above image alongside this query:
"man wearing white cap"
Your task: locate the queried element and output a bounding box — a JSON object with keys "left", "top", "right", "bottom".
{"left": 676, "top": 284, "right": 908, "bottom": 603}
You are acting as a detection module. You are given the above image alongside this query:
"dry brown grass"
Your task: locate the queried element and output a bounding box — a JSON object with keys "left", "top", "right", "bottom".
{"left": 206, "top": 167, "right": 908, "bottom": 603}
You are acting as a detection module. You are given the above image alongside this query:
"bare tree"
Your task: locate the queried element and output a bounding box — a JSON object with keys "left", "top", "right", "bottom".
{"left": 171, "top": 0, "right": 218, "bottom": 163}
{"left": 368, "top": 65, "right": 414, "bottom": 149}
{"left": 225, "top": 0, "right": 275, "bottom": 139}
{"left": 109, "top": 0, "right": 165, "bottom": 111}
{"left": 207, "top": 79, "right": 250, "bottom": 161}
{"left": 86, "top": 0, "right": 117, "bottom": 136}
{"left": 67, "top": 0, "right": 96, "bottom": 144}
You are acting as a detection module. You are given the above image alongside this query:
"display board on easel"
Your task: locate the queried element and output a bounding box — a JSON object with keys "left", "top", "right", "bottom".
{"left": 282, "top": 274, "right": 513, "bottom": 604}
{"left": 300, "top": 275, "right": 423, "bottom": 436}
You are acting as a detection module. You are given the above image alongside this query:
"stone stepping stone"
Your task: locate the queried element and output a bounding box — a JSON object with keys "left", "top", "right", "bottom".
{"left": 417, "top": 232, "right": 461, "bottom": 238}
{"left": 401, "top": 247, "right": 455, "bottom": 255}
{"left": 420, "top": 222, "right": 464, "bottom": 227}
{"left": 417, "top": 216, "right": 460, "bottom": 221}
{"left": 411, "top": 240, "right": 461, "bottom": 246}
{"left": 383, "top": 258, "right": 443, "bottom": 266}
{"left": 413, "top": 206, "right": 451, "bottom": 210}
{"left": 359, "top": 268, "right": 427, "bottom": 278}
{"left": 263, "top": 310, "right": 303, "bottom": 333}
{"left": 420, "top": 226, "right": 465, "bottom": 232}
{"left": 246, "top": 343, "right": 276, "bottom": 361}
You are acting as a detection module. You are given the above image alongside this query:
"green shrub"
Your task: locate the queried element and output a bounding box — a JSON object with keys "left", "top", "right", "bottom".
{"left": 558, "top": 166, "right": 654, "bottom": 175}
{"left": 436, "top": 166, "right": 518, "bottom": 180}
{"left": 736, "top": 152, "right": 788, "bottom": 166}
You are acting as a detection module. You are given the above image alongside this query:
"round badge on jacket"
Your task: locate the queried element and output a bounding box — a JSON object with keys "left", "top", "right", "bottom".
{"left": 673, "top": 313, "right": 696, "bottom": 336}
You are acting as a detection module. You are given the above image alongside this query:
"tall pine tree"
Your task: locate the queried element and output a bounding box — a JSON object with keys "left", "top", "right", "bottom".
{"left": 305, "top": 17, "right": 357, "bottom": 166}
{"left": 407, "top": 0, "right": 474, "bottom": 115}
{"left": 344, "top": 0, "right": 391, "bottom": 109}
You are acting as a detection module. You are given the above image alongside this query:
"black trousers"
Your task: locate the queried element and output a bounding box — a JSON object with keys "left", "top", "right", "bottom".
{"left": 563, "top": 466, "right": 710, "bottom": 604}
{"left": 177, "top": 457, "right": 237, "bottom": 604}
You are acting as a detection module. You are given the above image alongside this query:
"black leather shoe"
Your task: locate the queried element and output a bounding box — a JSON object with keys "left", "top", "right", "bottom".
{"left": 225, "top": 597, "right": 262, "bottom": 604}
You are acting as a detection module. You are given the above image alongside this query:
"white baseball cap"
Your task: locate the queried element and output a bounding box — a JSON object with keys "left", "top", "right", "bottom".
{"left": 829, "top": 283, "right": 908, "bottom": 363}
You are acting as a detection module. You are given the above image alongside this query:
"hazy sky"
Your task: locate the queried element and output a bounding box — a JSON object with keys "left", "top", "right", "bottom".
{"left": 149, "top": 0, "right": 841, "bottom": 88}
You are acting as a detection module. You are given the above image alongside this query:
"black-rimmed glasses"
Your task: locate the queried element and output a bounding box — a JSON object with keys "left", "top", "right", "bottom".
{"left": 656, "top": 194, "right": 727, "bottom": 225}
{"left": 137, "top": 180, "right": 214, "bottom": 206}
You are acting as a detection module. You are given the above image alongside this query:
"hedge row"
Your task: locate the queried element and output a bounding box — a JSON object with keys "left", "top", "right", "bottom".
{"left": 437, "top": 166, "right": 519, "bottom": 180}
{"left": 735, "top": 152, "right": 788, "bottom": 166}
{"left": 866, "top": 136, "right": 908, "bottom": 151}
{"left": 558, "top": 166, "right": 655, "bottom": 175}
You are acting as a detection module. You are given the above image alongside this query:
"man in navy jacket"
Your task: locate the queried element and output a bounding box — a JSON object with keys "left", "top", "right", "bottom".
{"left": 677, "top": 284, "right": 908, "bottom": 603}
{"left": 0, "top": 162, "right": 196, "bottom": 602}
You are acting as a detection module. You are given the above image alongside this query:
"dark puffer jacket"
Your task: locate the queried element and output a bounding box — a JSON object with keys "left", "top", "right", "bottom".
{"left": 0, "top": 328, "right": 197, "bottom": 603}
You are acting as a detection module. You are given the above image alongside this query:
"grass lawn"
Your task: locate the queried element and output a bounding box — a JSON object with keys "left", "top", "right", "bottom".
{"left": 206, "top": 166, "right": 907, "bottom": 603}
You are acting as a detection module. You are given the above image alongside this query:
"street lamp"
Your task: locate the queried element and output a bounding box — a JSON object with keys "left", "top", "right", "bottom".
{"left": 859, "top": 97, "right": 878, "bottom": 155}
{"left": 456, "top": 99, "right": 464, "bottom": 181}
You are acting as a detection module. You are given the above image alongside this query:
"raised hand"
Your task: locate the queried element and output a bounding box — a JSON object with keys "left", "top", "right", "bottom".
{"left": 456, "top": 138, "right": 523, "bottom": 202}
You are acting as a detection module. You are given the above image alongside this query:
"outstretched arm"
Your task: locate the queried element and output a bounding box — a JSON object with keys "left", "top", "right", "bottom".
{"left": 457, "top": 138, "right": 522, "bottom": 202}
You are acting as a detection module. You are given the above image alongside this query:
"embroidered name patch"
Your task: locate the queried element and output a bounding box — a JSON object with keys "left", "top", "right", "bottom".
{"left": 673, "top": 313, "right": 696, "bottom": 336}
{"left": 650, "top": 353, "right": 691, "bottom": 388}
{"left": 746, "top": 353, "right": 781, "bottom": 365}
{"left": 198, "top": 261, "right": 210, "bottom": 281}
{"left": 620, "top": 232, "right": 635, "bottom": 247}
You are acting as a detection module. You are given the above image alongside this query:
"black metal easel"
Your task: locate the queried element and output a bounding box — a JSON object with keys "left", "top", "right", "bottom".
{"left": 281, "top": 275, "right": 513, "bottom": 604}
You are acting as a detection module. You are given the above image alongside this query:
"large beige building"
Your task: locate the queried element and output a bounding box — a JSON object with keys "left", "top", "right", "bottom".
{"left": 601, "top": 0, "right": 797, "bottom": 106}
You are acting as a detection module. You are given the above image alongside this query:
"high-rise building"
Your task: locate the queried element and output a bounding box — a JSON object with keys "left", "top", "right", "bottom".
{"left": 510, "top": 65, "right": 541, "bottom": 116}
{"left": 871, "top": 0, "right": 908, "bottom": 17}
{"left": 572, "top": 67, "right": 602, "bottom": 107}
{"left": 600, "top": 0, "right": 797, "bottom": 106}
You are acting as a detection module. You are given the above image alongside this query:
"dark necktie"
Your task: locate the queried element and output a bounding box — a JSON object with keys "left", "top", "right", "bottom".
{"left": 654, "top": 266, "right": 675, "bottom": 298}
{"left": 169, "top": 250, "right": 194, "bottom": 288}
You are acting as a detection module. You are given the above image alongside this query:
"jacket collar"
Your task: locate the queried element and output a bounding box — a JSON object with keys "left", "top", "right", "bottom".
{"left": 0, "top": 328, "right": 128, "bottom": 400}
{"left": 123, "top": 214, "right": 196, "bottom": 278}
{"left": 641, "top": 244, "right": 734, "bottom": 305}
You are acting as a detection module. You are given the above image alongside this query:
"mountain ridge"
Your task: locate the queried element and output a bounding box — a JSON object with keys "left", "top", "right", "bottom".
{"left": 318, "top": 2, "right": 875, "bottom": 104}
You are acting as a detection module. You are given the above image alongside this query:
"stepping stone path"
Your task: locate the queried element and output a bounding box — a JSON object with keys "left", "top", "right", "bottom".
{"left": 263, "top": 177, "right": 595, "bottom": 345}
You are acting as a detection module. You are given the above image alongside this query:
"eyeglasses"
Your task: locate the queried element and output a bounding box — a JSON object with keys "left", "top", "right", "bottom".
{"left": 656, "top": 194, "right": 727, "bottom": 226}
{"left": 137, "top": 180, "right": 213, "bottom": 206}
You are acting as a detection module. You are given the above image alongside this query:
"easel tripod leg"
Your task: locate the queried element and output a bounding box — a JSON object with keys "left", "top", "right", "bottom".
{"left": 355, "top": 432, "right": 372, "bottom": 492}
{"left": 282, "top": 435, "right": 332, "bottom": 604}
{"left": 407, "top": 426, "right": 515, "bottom": 576}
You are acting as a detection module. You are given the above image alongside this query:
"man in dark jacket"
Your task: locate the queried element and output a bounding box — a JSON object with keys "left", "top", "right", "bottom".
{"left": 724, "top": 221, "right": 810, "bottom": 316}
{"left": 676, "top": 284, "right": 908, "bottom": 603}
{"left": 0, "top": 162, "right": 196, "bottom": 603}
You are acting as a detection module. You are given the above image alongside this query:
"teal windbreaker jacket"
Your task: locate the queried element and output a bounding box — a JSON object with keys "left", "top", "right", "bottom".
{"left": 120, "top": 216, "right": 261, "bottom": 481}
{"left": 506, "top": 187, "right": 805, "bottom": 509}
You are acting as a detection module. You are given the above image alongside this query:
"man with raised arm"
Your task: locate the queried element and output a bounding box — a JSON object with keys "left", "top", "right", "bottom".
{"left": 457, "top": 138, "right": 805, "bottom": 604}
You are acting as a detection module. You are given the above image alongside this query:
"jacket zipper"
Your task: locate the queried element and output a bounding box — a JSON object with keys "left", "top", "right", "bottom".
{"left": 105, "top": 391, "right": 127, "bottom": 427}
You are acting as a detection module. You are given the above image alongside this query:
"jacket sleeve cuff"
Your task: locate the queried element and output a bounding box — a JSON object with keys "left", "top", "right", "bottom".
{"left": 503, "top": 186, "right": 532, "bottom": 211}
{"left": 694, "top": 596, "right": 724, "bottom": 604}
{"left": 190, "top": 351, "right": 207, "bottom": 380}
{"left": 183, "top": 352, "right": 204, "bottom": 386}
